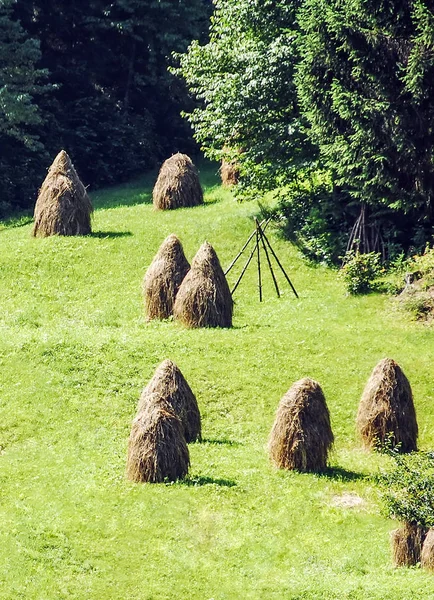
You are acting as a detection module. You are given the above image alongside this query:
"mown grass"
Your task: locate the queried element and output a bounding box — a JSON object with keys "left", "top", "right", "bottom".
{"left": 1, "top": 162, "right": 434, "bottom": 599}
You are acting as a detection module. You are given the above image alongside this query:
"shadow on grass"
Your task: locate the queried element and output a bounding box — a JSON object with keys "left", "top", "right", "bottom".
{"left": 316, "top": 466, "right": 367, "bottom": 482}
{"left": 181, "top": 475, "right": 237, "bottom": 488}
{"left": 90, "top": 231, "right": 133, "bottom": 239}
{"left": 200, "top": 437, "right": 242, "bottom": 447}
{"left": 0, "top": 214, "right": 33, "bottom": 231}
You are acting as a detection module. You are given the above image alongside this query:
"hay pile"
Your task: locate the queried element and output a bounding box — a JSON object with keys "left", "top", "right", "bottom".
{"left": 220, "top": 159, "right": 239, "bottom": 186}
{"left": 268, "top": 378, "right": 334, "bottom": 472}
{"left": 138, "top": 359, "right": 201, "bottom": 443}
{"left": 421, "top": 528, "right": 434, "bottom": 570}
{"left": 153, "top": 153, "right": 203, "bottom": 210}
{"left": 173, "top": 241, "right": 233, "bottom": 328}
{"left": 356, "top": 358, "right": 418, "bottom": 452}
{"left": 33, "top": 150, "right": 93, "bottom": 237}
{"left": 391, "top": 523, "right": 426, "bottom": 567}
{"left": 126, "top": 398, "right": 190, "bottom": 483}
{"left": 143, "top": 234, "right": 190, "bottom": 320}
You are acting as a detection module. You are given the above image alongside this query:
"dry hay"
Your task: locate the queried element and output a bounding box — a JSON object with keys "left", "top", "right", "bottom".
{"left": 268, "top": 378, "right": 334, "bottom": 472}
{"left": 356, "top": 358, "right": 418, "bottom": 452}
{"left": 137, "top": 359, "right": 201, "bottom": 443}
{"left": 153, "top": 153, "right": 203, "bottom": 210}
{"left": 173, "top": 241, "right": 233, "bottom": 328}
{"left": 33, "top": 150, "right": 93, "bottom": 237}
{"left": 220, "top": 159, "right": 240, "bottom": 186}
{"left": 143, "top": 234, "right": 190, "bottom": 320}
{"left": 421, "top": 528, "right": 434, "bottom": 570}
{"left": 126, "top": 398, "right": 190, "bottom": 483}
{"left": 391, "top": 522, "right": 426, "bottom": 567}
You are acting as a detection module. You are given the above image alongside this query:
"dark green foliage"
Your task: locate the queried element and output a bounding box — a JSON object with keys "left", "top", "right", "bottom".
{"left": 261, "top": 180, "right": 353, "bottom": 265}
{"left": 0, "top": 0, "right": 212, "bottom": 213}
{"left": 297, "top": 0, "right": 434, "bottom": 242}
{"left": 0, "top": 0, "right": 51, "bottom": 213}
{"left": 378, "top": 449, "right": 434, "bottom": 529}
{"left": 176, "top": 0, "right": 314, "bottom": 199}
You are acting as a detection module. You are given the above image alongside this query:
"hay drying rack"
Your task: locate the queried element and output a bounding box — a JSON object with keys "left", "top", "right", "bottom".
{"left": 225, "top": 218, "right": 298, "bottom": 301}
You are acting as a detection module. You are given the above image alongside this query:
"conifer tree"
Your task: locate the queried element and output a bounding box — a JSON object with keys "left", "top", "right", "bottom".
{"left": 297, "top": 0, "right": 434, "bottom": 240}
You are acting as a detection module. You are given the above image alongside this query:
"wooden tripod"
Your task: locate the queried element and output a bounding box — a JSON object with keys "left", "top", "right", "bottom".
{"left": 225, "top": 218, "right": 298, "bottom": 301}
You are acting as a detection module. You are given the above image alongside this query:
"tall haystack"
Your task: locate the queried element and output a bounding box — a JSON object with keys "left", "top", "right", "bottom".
{"left": 391, "top": 522, "right": 426, "bottom": 567}
{"left": 421, "top": 528, "right": 434, "bottom": 570}
{"left": 33, "top": 150, "right": 93, "bottom": 237}
{"left": 138, "top": 359, "right": 201, "bottom": 443}
{"left": 173, "top": 241, "right": 233, "bottom": 328}
{"left": 153, "top": 153, "right": 203, "bottom": 210}
{"left": 268, "top": 378, "right": 334, "bottom": 472}
{"left": 126, "top": 399, "right": 190, "bottom": 483}
{"left": 220, "top": 159, "right": 239, "bottom": 186}
{"left": 356, "top": 358, "right": 418, "bottom": 452}
{"left": 143, "top": 234, "right": 190, "bottom": 320}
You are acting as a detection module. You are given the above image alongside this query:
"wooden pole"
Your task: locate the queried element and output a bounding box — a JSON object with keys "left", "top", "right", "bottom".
{"left": 231, "top": 234, "right": 260, "bottom": 295}
{"left": 255, "top": 219, "right": 262, "bottom": 302}
{"left": 258, "top": 220, "right": 280, "bottom": 298}
{"left": 260, "top": 224, "right": 299, "bottom": 298}
{"left": 224, "top": 219, "right": 267, "bottom": 275}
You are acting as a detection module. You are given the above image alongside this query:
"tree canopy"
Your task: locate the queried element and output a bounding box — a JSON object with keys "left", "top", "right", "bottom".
{"left": 176, "top": 0, "right": 314, "bottom": 198}
{"left": 178, "top": 0, "right": 434, "bottom": 256}
{"left": 0, "top": 0, "right": 211, "bottom": 213}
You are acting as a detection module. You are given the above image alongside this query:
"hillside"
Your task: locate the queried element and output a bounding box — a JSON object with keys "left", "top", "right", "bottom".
{"left": 1, "top": 164, "right": 434, "bottom": 599}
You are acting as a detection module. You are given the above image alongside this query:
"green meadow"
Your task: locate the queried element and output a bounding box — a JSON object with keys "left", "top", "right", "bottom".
{"left": 1, "top": 164, "right": 434, "bottom": 599}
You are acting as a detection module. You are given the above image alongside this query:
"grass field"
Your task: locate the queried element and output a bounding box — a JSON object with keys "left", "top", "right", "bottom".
{"left": 1, "top": 163, "right": 434, "bottom": 599}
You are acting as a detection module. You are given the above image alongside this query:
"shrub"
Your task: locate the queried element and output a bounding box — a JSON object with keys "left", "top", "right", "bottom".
{"left": 377, "top": 449, "right": 434, "bottom": 529}
{"left": 340, "top": 251, "right": 382, "bottom": 295}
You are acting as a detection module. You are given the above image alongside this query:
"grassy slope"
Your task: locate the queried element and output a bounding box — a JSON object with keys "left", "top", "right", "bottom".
{"left": 1, "top": 165, "right": 434, "bottom": 599}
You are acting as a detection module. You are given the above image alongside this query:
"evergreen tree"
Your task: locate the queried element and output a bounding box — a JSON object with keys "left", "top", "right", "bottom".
{"left": 297, "top": 0, "right": 434, "bottom": 246}
{"left": 15, "top": 0, "right": 211, "bottom": 188}
{"left": 0, "top": 0, "right": 50, "bottom": 212}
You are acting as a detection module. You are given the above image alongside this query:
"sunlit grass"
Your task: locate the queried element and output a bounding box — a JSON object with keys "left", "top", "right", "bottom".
{"left": 0, "top": 163, "right": 434, "bottom": 598}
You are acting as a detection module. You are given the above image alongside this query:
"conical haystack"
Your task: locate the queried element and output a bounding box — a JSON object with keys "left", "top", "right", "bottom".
{"left": 421, "top": 528, "right": 434, "bottom": 571}
{"left": 153, "top": 153, "right": 203, "bottom": 210}
{"left": 173, "top": 241, "right": 233, "bottom": 328}
{"left": 356, "top": 358, "right": 418, "bottom": 452}
{"left": 126, "top": 399, "right": 190, "bottom": 483}
{"left": 33, "top": 150, "right": 93, "bottom": 237}
{"left": 143, "top": 234, "right": 190, "bottom": 320}
{"left": 220, "top": 159, "right": 239, "bottom": 186}
{"left": 138, "top": 359, "right": 201, "bottom": 443}
{"left": 268, "top": 378, "right": 334, "bottom": 472}
{"left": 391, "top": 522, "right": 426, "bottom": 567}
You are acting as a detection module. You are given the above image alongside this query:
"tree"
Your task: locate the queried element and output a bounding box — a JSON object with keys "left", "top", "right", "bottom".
{"left": 176, "top": 0, "right": 314, "bottom": 198}
{"left": 13, "top": 0, "right": 212, "bottom": 188}
{"left": 296, "top": 0, "right": 434, "bottom": 246}
{"left": 0, "top": 0, "right": 51, "bottom": 212}
{"left": 0, "top": 0, "right": 46, "bottom": 144}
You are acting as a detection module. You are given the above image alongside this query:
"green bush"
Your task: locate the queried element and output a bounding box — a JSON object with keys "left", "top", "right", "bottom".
{"left": 377, "top": 449, "right": 434, "bottom": 528}
{"left": 340, "top": 251, "right": 382, "bottom": 295}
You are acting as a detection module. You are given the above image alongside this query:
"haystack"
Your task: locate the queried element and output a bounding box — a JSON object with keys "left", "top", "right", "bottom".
{"left": 126, "top": 399, "right": 190, "bottom": 483}
{"left": 421, "top": 528, "right": 434, "bottom": 570}
{"left": 138, "top": 359, "right": 201, "bottom": 443}
{"left": 143, "top": 234, "right": 190, "bottom": 320}
{"left": 173, "top": 241, "right": 233, "bottom": 328}
{"left": 268, "top": 378, "right": 334, "bottom": 472}
{"left": 391, "top": 522, "right": 426, "bottom": 567}
{"left": 356, "top": 358, "right": 418, "bottom": 452}
{"left": 220, "top": 159, "right": 239, "bottom": 186}
{"left": 153, "top": 153, "right": 203, "bottom": 210}
{"left": 33, "top": 150, "right": 92, "bottom": 237}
